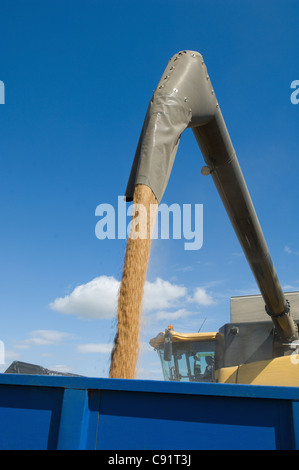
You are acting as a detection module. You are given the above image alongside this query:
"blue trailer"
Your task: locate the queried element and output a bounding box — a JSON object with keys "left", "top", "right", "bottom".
{"left": 0, "top": 372, "right": 299, "bottom": 450}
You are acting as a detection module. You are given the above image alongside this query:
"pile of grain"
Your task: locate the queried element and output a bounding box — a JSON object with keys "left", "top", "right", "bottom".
{"left": 109, "top": 184, "right": 157, "bottom": 379}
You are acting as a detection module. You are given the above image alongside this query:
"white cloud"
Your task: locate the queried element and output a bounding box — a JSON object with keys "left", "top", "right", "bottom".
{"left": 284, "top": 245, "right": 299, "bottom": 256}
{"left": 283, "top": 283, "right": 299, "bottom": 291}
{"left": 49, "top": 276, "right": 216, "bottom": 322}
{"left": 155, "top": 308, "right": 193, "bottom": 320}
{"left": 143, "top": 278, "right": 187, "bottom": 312}
{"left": 77, "top": 343, "right": 113, "bottom": 354}
{"left": 49, "top": 276, "right": 187, "bottom": 319}
{"left": 24, "top": 330, "right": 71, "bottom": 346}
{"left": 188, "top": 287, "right": 215, "bottom": 306}
{"left": 49, "top": 276, "right": 119, "bottom": 319}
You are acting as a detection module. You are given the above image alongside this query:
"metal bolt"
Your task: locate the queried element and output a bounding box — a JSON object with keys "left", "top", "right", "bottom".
{"left": 201, "top": 166, "right": 211, "bottom": 176}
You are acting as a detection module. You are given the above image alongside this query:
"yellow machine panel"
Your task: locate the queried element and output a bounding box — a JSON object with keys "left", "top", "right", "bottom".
{"left": 216, "top": 356, "right": 299, "bottom": 387}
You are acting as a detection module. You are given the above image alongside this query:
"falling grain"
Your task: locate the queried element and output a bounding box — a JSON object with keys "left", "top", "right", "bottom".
{"left": 109, "top": 184, "right": 158, "bottom": 379}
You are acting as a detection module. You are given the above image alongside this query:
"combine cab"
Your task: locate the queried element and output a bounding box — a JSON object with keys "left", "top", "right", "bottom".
{"left": 150, "top": 327, "right": 217, "bottom": 382}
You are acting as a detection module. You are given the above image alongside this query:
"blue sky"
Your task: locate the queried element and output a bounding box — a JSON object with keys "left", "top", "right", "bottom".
{"left": 0, "top": 0, "right": 298, "bottom": 379}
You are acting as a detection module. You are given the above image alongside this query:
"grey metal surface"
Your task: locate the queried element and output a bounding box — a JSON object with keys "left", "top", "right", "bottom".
{"left": 231, "top": 292, "right": 299, "bottom": 323}
{"left": 126, "top": 51, "right": 216, "bottom": 204}
{"left": 219, "top": 322, "right": 275, "bottom": 367}
{"left": 4, "top": 360, "right": 82, "bottom": 376}
{"left": 125, "top": 50, "right": 297, "bottom": 342}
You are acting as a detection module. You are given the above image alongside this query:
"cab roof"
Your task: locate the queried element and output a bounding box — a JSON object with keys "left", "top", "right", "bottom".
{"left": 149, "top": 328, "right": 218, "bottom": 349}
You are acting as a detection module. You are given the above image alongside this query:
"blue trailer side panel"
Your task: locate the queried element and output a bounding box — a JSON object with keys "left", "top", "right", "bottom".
{"left": 291, "top": 400, "right": 299, "bottom": 448}
{"left": 96, "top": 389, "right": 294, "bottom": 450}
{"left": 0, "top": 383, "right": 63, "bottom": 449}
{"left": 0, "top": 374, "right": 298, "bottom": 450}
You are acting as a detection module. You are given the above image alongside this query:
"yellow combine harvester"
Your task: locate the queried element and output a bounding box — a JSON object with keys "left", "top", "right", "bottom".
{"left": 150, "top": 291, "right": 299, "bottom": 387}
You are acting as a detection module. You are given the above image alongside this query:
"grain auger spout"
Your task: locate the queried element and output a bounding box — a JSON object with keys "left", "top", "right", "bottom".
{"left": 125, "top": 50, "right": 298, "bottom": 345}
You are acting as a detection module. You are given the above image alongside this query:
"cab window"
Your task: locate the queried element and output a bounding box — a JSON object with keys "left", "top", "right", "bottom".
{"left": 158, "top": 340, "right": 215, "bottom": 382}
